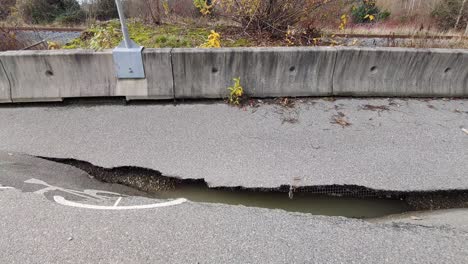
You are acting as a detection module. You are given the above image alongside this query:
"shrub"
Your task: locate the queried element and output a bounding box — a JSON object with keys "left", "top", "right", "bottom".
{"left": 0, "top": 0, "right": 16, "bottom": 20}
{"left": 124, "top": 0, "right": 163, "bottom": 25}
{"left": 351, "top": 0, "right": 390, "bottom": 23}
{"left": 221, "top": 0, "right": 305, "bottom": 35}
{"left": 94, "top": 0, "right": 119, "bottom": 20}
{"left": 221, "top": 0, "right": 356, "bottom": 35}
{"left": 0, "top": 28, "right": 23, "bottom": 51}
{"left": 194, "top": 0, "right": 215, "bottom": 15}
{"left": 55, "top": 1, "right": 86, "bottom": 25}
{"left": 431, "top": 0, "right": 468, "bottom": 30}
{"left": 298, "top": 0, "right": 354, "bottom": 29}
{"left": 16, "top": 0, "right": 84, "bottom": 24}
{"left": 55, "top": 10, "right": 86, "bottom": 25}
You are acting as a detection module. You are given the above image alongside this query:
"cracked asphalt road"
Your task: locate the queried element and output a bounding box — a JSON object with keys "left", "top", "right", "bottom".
{"left": 0, "top": 98, "right": 466, "bottom": 191}
{"left": 2, "top": 189, "right": 467, "bottom": 264}
{"left": 0, "top": 153, "right": 467, "bottom": 263}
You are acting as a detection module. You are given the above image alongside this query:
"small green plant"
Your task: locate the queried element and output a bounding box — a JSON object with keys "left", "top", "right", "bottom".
{"left": 200, "top": 30, "right": 221, "bottom": 48}
{"left": 227, "top": 77, "right": 244, "bottom": 105}
{"left": 339, "top": 14, "right": 348, "bottom": 30}
{"left": 194, "top": 0, "right": 216, "bottom": 16}
{"left": 351, "top": 0, "right": 390, "bottom": 23}
{"left": 88, "top": 23, "right": 121, "bottom": 50}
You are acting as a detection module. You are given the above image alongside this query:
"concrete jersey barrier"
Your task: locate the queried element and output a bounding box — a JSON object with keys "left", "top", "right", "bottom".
{"left": 0, "top": 47, "right": 466, "bottom": 103}
{"left": 171, "top": 47, "right": 336, "bottom": 98}
{"left": 0, "top": 49, "right": 173, "bottom": 102}
{"left": 0, "top": 58, "right": 11, "bottom": 103}
{"left": 333, "top": 47, "right": 468, "bottom": 97}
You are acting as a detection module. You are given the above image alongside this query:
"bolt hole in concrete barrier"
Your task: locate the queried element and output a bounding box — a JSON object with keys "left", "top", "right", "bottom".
{"left": 45, "top": 70, "right": 54, "bottom": 77}
{"left": 289, "top": 66, "right": 295, "bottom": 72}
{"left": 444, "top": 67, "right": 451, "bottom": 73}
{"left": 211, "top": 67, "right": 218, "bottom": 73}
{"left": 370, "top": 66, "right": 378, "bottom": 73}
{"left": 42, "top": 158, "right": 468, "bottom": 219}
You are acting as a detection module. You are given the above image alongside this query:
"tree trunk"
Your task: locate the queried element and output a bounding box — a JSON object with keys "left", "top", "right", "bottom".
{"left": 455, "top": 0, "right": 467, "bottom": 29}
{"left": 143, "top": 0, "right": 161, "bottom": 25}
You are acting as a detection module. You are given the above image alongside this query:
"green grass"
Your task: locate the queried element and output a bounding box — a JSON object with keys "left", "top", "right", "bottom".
{"left": 63, "top": 20, "right": 253, "bottom": 50}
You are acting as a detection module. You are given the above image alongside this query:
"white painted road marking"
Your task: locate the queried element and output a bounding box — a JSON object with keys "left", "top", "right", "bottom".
{"left": 2, "top": 178, "right": 188, "bottom": 210}
{"left": 25, "top": 178, "right": 122, "bottom": 201}
{"left": 113, "top": 197, "right": 123, "bottom": 207}
{"left": 54, "top": 196, "right": 187, "bottom": 210}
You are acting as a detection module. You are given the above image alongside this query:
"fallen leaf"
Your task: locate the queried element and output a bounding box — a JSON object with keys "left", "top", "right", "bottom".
{"left": 361, "top": 104, "right": 390, "bottom": 112}
{"left": 462, "top": 128, "right": 468, "bottom": 135}
{"left": 323, "top": 97, "right": 336, "bottom": 102}
{"left": 332, "top": 113, "right": 351, "bottom": 128}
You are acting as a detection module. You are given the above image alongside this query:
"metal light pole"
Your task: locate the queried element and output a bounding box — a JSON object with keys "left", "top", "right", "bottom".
{"left": 115, "top": 0, "right": 131, "bottom": 48}
{"left": 112, "top": 0, "right": 145, "bottom": 79}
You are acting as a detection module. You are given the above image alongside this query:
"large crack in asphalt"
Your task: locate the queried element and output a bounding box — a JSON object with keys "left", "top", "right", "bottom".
{"left": 40, "top": 157, "right": 468, "bottom": 215}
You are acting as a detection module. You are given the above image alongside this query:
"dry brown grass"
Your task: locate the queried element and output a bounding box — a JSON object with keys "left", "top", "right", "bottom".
{"left": 376, "top": 0, "right": 442, "bottom": 17}
{"left": 321, "top": 0, "right": 467, "bottom": 37}
{"left": 0, "top": 27, "right": 23, "bottom": 51}
{"left": 337, "top": 25, "right": 463, "bottom": 36}
{"left": 397, "top": 36, "right": 468, "bottom": 49}
{"left": 375, "top": 0, "right": 445, "bottom": 30}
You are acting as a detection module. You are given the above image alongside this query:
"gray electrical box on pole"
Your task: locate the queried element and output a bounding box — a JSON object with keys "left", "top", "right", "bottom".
{"left": 112, "top": 0, "right": 145, "bottom": 79}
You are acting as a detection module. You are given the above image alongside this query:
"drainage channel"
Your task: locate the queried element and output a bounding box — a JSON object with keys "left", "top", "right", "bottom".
{"left": 43, "top": 157, "right": 468, "bottom": 219}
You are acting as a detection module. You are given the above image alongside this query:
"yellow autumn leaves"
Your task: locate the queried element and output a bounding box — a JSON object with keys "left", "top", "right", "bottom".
{"left": 227, "top": 78, "right": 244, "bottom": 105}
{"left": 201, "top": 30, "right": 221, "bottom": 48}
{"left": 364, "top": 14, "right": 375, "bottom": 21}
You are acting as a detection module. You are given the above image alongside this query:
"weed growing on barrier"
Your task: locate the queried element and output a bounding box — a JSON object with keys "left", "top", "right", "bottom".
{"left": 227, "top": 77, "right": 244, "bottom": 105}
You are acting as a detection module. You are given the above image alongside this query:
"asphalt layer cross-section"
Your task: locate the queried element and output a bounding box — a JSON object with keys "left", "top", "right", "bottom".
{"left": 0, "top": 98, "right": 466, "bottom": 191}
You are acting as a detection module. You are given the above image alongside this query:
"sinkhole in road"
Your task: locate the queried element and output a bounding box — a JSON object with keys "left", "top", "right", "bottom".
{"left": 43, "top": 157, "right": 468, "bottom": 219}
{"left": 150, "top": 182, "right": 410, "bottom": 218}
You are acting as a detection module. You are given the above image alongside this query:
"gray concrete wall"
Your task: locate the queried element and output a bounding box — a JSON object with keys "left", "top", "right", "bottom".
{"left": 0, "top": 59, "right": 11, "bottom": 103}
{"left": 0, "top": 50, "right": 115, "bottom": 102}
{"left": 0, "top": 49, "right": 173, "bottom": 102}
{"left": 172, "top": 47, "right": 335, "bottom": 98}
{"left": 143, "top": 49, "right": 174, "bottom": 99}
{"left": 114, "top": 49, "right": 173, "bottom": 99}
{"left": 0, "top": 47, "right": 466, "bottom": 103}
{"left": 333, "top": 47, "right": 468, "bottom": 97}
